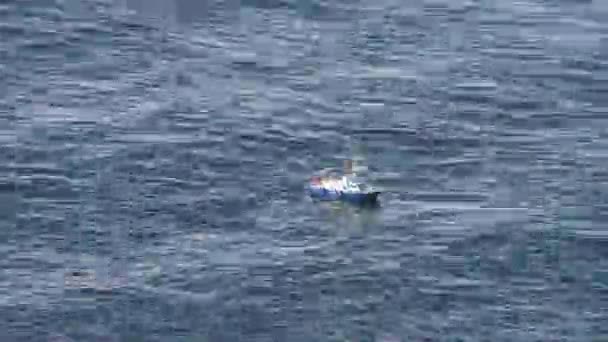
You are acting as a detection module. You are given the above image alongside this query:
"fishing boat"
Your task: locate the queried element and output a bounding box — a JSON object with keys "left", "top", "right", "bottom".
{"left": 307, "top": 160, "right": 381, "bottom": 205}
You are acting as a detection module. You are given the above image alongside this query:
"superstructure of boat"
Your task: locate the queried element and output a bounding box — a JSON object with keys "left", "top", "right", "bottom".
{"left": 307, "top": 160, "right": 380, "bottom": 205}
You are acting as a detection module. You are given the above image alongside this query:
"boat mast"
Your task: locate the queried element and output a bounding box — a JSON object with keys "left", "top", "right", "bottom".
{"left": 343, "top": 159, "right": 353, "bottom": 176}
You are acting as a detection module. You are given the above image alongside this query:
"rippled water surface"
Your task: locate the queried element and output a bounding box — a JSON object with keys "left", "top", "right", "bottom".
{"left": 2, "top": 0, "right": 608, "bottom": 341}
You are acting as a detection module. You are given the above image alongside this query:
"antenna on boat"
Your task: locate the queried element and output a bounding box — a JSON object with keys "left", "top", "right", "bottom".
{"left": 343, "top": 135, "right": 368, "bottom": 178}
{"left": 343, "top": 159, "right": 353, "bottom": 176}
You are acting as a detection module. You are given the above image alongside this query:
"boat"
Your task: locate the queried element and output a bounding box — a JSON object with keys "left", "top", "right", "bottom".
{"left": 307, "top": 160, "right": 381, "bottom": 205}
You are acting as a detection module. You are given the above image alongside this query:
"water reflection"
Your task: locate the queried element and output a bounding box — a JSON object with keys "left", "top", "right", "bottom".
{"left": 314, "top": 199, "right": 383, "bottom": 235}
{"left": 119, "top": 0, "right": 228, "bottom": 27}
{"left": 119, "top": 0, "right": 177, "bottom": 25}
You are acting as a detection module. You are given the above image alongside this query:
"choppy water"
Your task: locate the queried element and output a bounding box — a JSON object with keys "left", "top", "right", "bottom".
{"left": 2, "top": 0, "right": 608, "bottom": 341}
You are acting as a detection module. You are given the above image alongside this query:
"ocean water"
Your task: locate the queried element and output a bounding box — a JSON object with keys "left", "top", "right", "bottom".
{"left": 2, "top": 0, "right": 608, "bottom": 341}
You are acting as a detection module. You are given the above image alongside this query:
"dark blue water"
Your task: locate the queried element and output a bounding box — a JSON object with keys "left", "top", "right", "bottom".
{"left": 2, "top": 0, "right": 608, "bottom": 341}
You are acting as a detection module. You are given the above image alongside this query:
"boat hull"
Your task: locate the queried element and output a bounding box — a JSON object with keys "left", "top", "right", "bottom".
{"left": 307, "top": 185, "right": 380, "bottom": 205}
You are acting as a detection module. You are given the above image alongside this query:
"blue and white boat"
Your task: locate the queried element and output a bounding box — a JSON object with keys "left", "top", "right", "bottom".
{"left": 307, "top": 161, "right": 381, "bottom": 205}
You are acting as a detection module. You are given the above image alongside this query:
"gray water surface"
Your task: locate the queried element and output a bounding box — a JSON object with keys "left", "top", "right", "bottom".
{"left": 2, "top": 0, "right": 608, "bottom": 341}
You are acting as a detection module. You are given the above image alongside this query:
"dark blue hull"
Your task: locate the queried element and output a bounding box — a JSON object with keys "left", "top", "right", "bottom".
{"left": 308, "top": 185, "right": 380, "bottom": 205}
